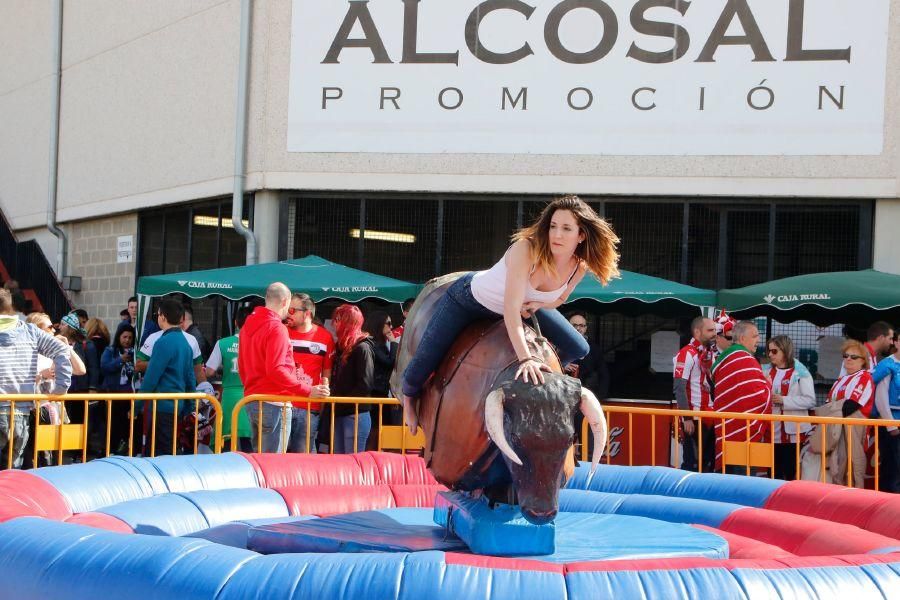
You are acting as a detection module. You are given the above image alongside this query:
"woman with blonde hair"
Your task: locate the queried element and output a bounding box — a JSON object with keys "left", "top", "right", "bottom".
{"left": 400, "top": 195, "right": 619, "bottom": 424}
{"left": 85, "top": 317, "right": 111, "bottom": 359}
{"left": 803, "top": 339, "right": 874, "bottom": 487}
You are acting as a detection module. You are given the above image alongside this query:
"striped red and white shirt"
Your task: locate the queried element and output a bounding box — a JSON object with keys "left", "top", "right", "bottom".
{"left": 768, "top": 367, "right": 793, "bottom": 444}
{"left": 673, "top": 338, "right": 712, "bottom": 411}
{"left": 712, "top": 346, "right": 772, "bottom": 464}
{"left": 828, "top": 370, "right": 875, "bottom": 417}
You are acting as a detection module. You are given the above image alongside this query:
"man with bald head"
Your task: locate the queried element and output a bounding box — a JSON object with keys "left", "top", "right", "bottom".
{"left": 238, "top": 282, "right": 330, "bottom": 453}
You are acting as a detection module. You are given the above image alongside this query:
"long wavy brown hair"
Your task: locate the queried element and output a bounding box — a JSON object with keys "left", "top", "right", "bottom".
{"left": 512, "top": 195, "right": 620, "bottom": 284}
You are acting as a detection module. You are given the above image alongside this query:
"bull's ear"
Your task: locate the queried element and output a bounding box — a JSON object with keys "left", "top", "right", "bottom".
{"left": 484, "top": 389, "right": 523, "bottom": 466}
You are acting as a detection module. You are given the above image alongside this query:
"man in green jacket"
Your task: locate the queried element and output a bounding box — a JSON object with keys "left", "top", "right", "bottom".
{"left": 142, "top": 299, "right": 196, "bottom": 455}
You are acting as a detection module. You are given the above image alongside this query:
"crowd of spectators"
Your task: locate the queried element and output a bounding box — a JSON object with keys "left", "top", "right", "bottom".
{"left": 2, "top": 270, "right": 898, "bottom": 495}
{"left": 673, "top": 315, "right": 900, "bottom": 492}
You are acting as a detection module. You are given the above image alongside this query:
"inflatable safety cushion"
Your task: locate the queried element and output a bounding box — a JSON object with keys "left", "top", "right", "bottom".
{"left": 866, "top": 499, "right": 900, "bottom": 540}
{"left": 249, "top": 453, "right": 375, "bottom": 488}
{"left": 673, "top": 473, "right": 784, "bottom": 507}
{"left": 97, "top": 493, "right": 210, "bottom": 536}
{"left": 0, "top": 518, "right": 258, "bottom": 600}
{"left": 616, "top": 494, "right": 742, "bottom": 528}
{"left": 276, "top": 484, "right": 396, "bottom": 516}
{"left": 565, "top": 464, "right": 654, "bottom": 494}
{"left": 764, "top": 480, "right": 892, "bottom": 530}
{"left": 692, "top": 524, "right": 796, "bottom": 559}
{"left": 33, "top": 460, "right": 153, "bottom": 513}
{"left": 188, "top": 515, "right": 316, "bottom": 549}
{"left": 566, "top": 564, "right": 741, "bottom": 599}
{"left": 721, "top": 507, "right": 900, "bottom": 556}
{"left": 559, "top": 489, "right": 628, "bottom": 514}
{"left": 147, "top": 453, "right": 259, "bottom": 493}
{"left": 388, "top": 484, "right": 447, "bottom": 508}
{"left": 366, "top": 451, "right": 436, "bottom": 485}
{"left": 0, "top": 469, "right": 71, "bottom": 522}
{"left": 65, "top": 512, "right": 133, "bottom": 533}
{"left": 98, "top": 456, "right": 169, "bottom": 495}
{"left": 178, "top": 488, "right": 289, "bottom": 529}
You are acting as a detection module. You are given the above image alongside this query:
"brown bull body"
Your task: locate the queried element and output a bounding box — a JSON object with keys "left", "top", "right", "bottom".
{"left": 390, "top": 273, "right": 577, "bottom": 495}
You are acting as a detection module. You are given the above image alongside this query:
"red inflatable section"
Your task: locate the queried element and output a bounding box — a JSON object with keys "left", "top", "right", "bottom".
{"left": 691, "top": 524, "right": 796, "bottom": 559}
{"left": 719, "top": 507, "right": 900, "bottom": 556}
{"left": 0, "top": 470, "right": 71, "bottom": 522}
{"left": 278, "top": 484, "right": 397, "bottom": 516}
{"left": 764, "top": 480, "right": 900, "bottom": 539}
{"left": 247, "top": 452, "right": 448, "bottom": 516}
{"left": 65, "top": 512, "right": 133, "bottom": 533}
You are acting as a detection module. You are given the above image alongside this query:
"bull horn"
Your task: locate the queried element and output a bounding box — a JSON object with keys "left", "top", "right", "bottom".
{"left": 580, "top": 388, "right": 608, "bottom": 473}
{"left": 484, "top": 389, "right": 523, "bottom": 466}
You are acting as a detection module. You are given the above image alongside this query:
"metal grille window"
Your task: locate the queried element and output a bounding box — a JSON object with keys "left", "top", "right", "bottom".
{"left": 442, "top": 200, "right": 518, "bottom": 274}
{"left": 291, "top": 196, "right": 360, "bottom": 269}
{"left": 774, "top": 207, "right": 861, "bottom": 278}
{"left": 605, "top": 203, "right": 683, "bottom": 282}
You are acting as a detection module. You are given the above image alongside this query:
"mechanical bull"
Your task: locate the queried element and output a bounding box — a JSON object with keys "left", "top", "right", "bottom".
{"left": 390, "top": 274, "right": 607, "bottom": 525}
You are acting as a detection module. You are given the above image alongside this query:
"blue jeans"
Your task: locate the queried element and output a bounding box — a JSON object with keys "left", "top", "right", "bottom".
{"left": 288, "top": 408, "right": 320, "bottom": 453}
{"left": 401, "top": 272, "right": 589, "bottom": 397}
{"left": 332, "top": 412, "right": 372, "bottom": 454}
{"left": 245, "top": 402, "right": 292, "bottom": 454}
{"left": 0, "top": 411, "right": 29, "bottom": 469}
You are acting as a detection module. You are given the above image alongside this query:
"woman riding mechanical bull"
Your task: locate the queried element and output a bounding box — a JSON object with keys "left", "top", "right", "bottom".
{"left": 398, "top": 195, "right": 619, "bottom": 478}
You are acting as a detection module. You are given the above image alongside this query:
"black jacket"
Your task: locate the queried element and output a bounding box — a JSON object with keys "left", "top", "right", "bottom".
{"left": 371, "top": 340, "right": 398, "bottom": 396}
{"left": 572, "top": 341, "right": 610, "bottom": 399}
{"left": 332, "top": 337, "right": 375, "bottom": 416}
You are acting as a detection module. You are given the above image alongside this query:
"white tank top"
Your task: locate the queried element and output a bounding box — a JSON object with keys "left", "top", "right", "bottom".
{"left": 470, "top": 254, "right": 577, "bottom": 314}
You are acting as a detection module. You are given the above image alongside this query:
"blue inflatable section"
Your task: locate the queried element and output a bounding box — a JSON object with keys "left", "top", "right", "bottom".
{"left": 566, "top": 463, "right": 785, "bottom": 508}
{"left": 0, "top": 519, "right": 571, "bottom": 600}
{"left": 248, "top": 508, "right": 469, "bottom": 554}
{"left": 434, "top": 492, "right": 555, "bottom": 555}
{"left": 249, "top": 507, "right": 727, "bottom": 562}
{"left": 188, "top": 515, "right": 316, "bottom": 549}
{"left": 560, "top": 489, "right": 743, "bottom": 528}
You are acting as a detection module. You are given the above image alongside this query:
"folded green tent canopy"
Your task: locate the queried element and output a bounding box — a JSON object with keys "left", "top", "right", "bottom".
{"left": 718, "top": 269, "right": 900, "bottom": 326}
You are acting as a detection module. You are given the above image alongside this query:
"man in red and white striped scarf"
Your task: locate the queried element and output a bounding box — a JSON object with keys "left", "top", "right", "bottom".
{"left": 711, "top": 320, "right": 772, "bottom": 469}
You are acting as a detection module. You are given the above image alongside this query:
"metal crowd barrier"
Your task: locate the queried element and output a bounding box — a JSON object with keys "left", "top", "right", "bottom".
{"left": 230, "top": 395, "right": 425, "bottom": 455}
{"left": 0, "top": 393, "right": 222, "bottom": 469}
{"left": 581, "top": 403, "right": 900, "bottom": 488}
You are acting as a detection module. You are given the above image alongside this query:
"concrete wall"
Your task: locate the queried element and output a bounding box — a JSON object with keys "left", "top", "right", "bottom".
{"left": 1, "top": 0, "right": 899, "bottom": 232}
{"left": 66, "top": 214, "right": 138, "bottom": 330}
{"left": 874, "top": 198, "right": 900, "bottom": 275}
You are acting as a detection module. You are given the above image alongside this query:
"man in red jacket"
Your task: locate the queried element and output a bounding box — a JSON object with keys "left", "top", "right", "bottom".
{"left": 239, "top": 282, "right": 329, "bottom": 453}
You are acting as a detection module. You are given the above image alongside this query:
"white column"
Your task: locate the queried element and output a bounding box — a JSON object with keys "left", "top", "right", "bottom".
{"left": 873, "top": 198, "right": 900, "bottom": 275}
{"left": 253, "top": 190, "right": 281, "bottom": 264}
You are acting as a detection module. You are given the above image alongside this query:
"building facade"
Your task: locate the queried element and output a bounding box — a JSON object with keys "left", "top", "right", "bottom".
{"left": 1, "top": 0, "right": 898, "bottom": 350}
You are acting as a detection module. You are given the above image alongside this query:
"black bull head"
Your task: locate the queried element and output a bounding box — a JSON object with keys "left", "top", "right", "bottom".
{"left": 483, "top": 370, "right": 607, "bottom": 525}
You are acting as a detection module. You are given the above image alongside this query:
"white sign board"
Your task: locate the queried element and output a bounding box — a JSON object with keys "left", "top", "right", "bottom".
{"left": 288, "top": 0, "right": 889, "bottom": 155}
{"left": 650, "top": 330, "right": 681, "bottom": 374}
{"left": 117, "top": 235, "right": 134, "bottom": 264}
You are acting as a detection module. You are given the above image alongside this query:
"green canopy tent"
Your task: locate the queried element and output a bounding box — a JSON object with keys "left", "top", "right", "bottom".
{"left": 718, "top": 269, "right": 900, "bottom": 327}
{"left": 566, "top": 270, "right": 717, "bottom": 317}
{"left": 135, "top": 255, "right": 422, "bottom": 339}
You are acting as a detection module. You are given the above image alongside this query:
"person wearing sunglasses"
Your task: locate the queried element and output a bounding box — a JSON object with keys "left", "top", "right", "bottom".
{"left": 284, "top": 293, "right": 334, "bottom": 454}
{"left": 870, "top": 330, "right": 900, "bottom": 493}
{"left": 820, "top": 340, "right": 875, "bottom": 488}
{"left": 761, "top": 335, "right": 815, "bottom": 481}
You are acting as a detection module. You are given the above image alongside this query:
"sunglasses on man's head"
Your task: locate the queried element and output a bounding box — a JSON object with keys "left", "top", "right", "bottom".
{"left": 842, "top": 353, "right": 864, "bottom": 360}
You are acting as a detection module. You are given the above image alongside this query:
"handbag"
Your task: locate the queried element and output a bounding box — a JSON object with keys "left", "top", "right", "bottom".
{"left": 807, "top": 400, "right": 844, "bottom": 455}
